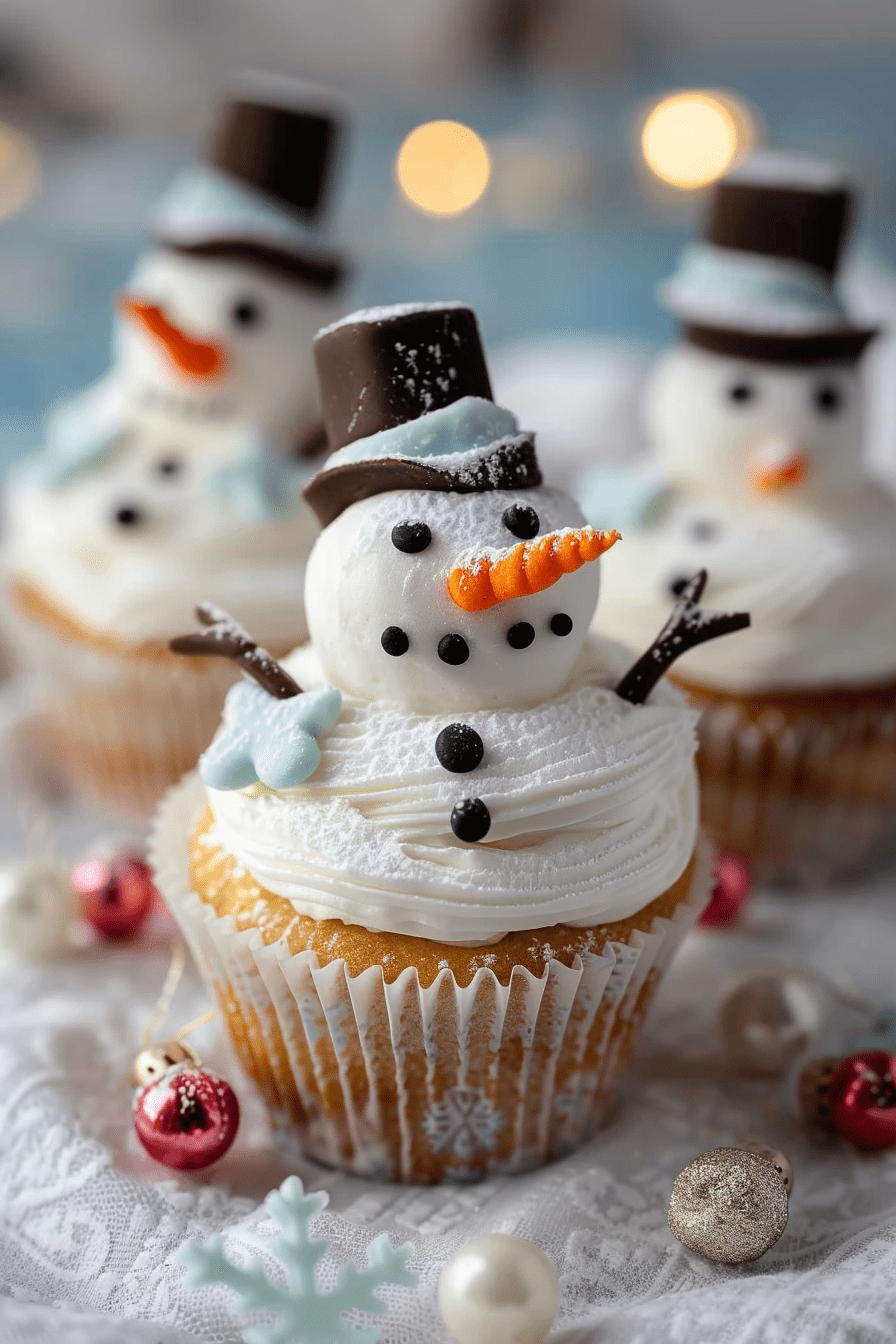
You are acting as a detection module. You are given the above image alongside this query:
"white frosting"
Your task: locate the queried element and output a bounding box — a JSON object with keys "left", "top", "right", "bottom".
{"left": 205, "top": 639, "right": 700, "bottom": 942}
{"left": 4, "top": 412, "right": 316, "bottom": 647}
{"left": 594, "top": 343, "right": 896, "bottom": 691}
{"left": 304, "top": 485, "right": 606, "bottom": 713}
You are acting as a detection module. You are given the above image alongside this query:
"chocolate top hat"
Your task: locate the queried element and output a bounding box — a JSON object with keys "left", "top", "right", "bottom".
{"left": 153, "top": 74, "right": 347, "bottom": 291}
{"left": 304, "top": 304, "right": 542, "bottom": 526}
{"left": 660, "top": 151, "right": 877, "bottom": 364}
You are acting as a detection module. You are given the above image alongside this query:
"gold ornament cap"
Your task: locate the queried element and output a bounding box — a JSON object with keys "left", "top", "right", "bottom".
{"left": 131, "top": 1039, "right": 199, "bottom": 1088}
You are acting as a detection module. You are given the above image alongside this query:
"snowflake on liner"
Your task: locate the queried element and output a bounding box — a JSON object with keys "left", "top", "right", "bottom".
{"left": 421, "top": 1085, "right": 503, "bottom": 1160}
{"left": 178, "top": 1175, "right": 417, "bottom": 1344}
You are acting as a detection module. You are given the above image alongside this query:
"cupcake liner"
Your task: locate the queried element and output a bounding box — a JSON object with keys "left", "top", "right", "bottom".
{"left": 0, "top": 589, "right": 275, "bottom": 817}
{"left": 153, "top": 775, "right": 710, "bottom": 1182}
{"left": 682, "top": 677, "right": 896, "bottom": 885}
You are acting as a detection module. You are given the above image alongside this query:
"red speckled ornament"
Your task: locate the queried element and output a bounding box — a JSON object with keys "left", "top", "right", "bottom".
{"left": 828, "top": 1050, "right": 896, "bottom": 1151}
{"left": 698, "top": 852, "right": 752, "bottom": 928}
{"left": 73, "top": 854, "right": 156, "bottom": 939}
{"left": 133, "top": 1065, "right": 240, "bottom": 1170}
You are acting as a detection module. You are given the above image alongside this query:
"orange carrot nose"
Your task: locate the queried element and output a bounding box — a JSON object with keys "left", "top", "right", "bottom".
{"left": 750, "top": 437, "right": 810, "bottom": 494}
{"left": 448, "top": 526, "right": 621, "bottom": 613}
{"left": 118, "top": 294, "right": 227, "bottom": 380}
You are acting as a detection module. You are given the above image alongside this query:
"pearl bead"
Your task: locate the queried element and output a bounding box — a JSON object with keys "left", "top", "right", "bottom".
{"left": 438, "top": 1233, "right": 560, "bottom": 1344}
{"left": 0, "top": 860, "right": 76, "bottom": 961}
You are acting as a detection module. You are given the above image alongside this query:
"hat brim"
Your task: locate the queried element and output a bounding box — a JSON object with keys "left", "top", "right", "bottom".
{"left": 303, "top": 438, "right": 541, "bottom": 527}
{"left": 683, "top": 322, "right": 879, "bottom": 365}
{"left": 156, "top": 236, "right": 348, "bottom": 293}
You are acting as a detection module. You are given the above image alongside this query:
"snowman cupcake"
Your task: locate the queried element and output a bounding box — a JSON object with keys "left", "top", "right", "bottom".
{"left": 594, "top": 153, "right": 896, "bottom": 883}
{"left": 2, "top": 76, "right": 349, "bottom": 813}
{"left": 152, "top": 302, "right": 746, "bottom": 1183}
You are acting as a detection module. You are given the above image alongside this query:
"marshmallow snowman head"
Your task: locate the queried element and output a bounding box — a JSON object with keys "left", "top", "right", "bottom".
{"left": 303, "top": 303, "right": 619, "bottom": 713}
{"left": 115, "top": 76, "right": 347, "bottom": 445}
{"left": 306, "top": 483, "right": 604, "bottom": 713}
{"left": 115, "top": 247, "right": 339, "bottom": 442}
{"left": 647, "top": 342, "right": 863, "bottom": 502}
{"left": 653, "top": 151, "right": 876, "bottom": 503}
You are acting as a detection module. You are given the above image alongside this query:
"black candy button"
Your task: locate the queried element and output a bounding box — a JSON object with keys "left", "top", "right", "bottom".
{"left": 391, "top": 520, "right": 432, "bottom": 553}
{"left": 450, "top": 797, "right": 491, "bottom": 843}
{"left": 502, "top": 504, "right": 540, "bottom": 539}
{"left": 112, "top": 503, "right": 145, "bottom": 528}
{"left": 507, "top": 621, "right": 535, "bottom": 649}
{"left": 381, "top": 626, "right": 410, "bottom": 656}
{"left": 438, "top": 633, "right": 470, "bottom": 665}
{"left": 689, "top": 518, "right": 719, "bottom": 542}
{"left": 549, "top": 613, "right": 573, "bottom": 636}
{"left": 668, "top": 576, "right": 691, "bottom": 597}
{"left": 435, "top": 723, "right": 484, "bottom": 773}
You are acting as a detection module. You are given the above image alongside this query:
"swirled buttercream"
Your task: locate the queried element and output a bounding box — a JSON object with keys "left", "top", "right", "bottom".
{"left": 203, "top": 637, "right": 700, "bottom": 943}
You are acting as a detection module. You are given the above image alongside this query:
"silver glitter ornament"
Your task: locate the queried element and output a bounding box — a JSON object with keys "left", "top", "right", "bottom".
{"left": 668, "top": 1147, "right": 790, "bottom": 1264}
{"left": 718, "top": 966, "right": 825, "bottom": 1077}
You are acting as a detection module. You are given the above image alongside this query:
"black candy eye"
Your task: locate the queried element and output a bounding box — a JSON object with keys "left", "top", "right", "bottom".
{"left": 153, "top": 456, "right": 183, "bottom": 478}
{"left": 814, "top": 383, "right": 842, "bottom": 415}
{"left": 727, "top": 382, "right": 755, "bottom": 405}
{"left": 391, "top": 521, "right": 432, "bottom": 553}
{"left": 502, "top": 504, "right": 540, "bottom": 539}
{"left": 549, "top": 613, "right": 573, "bottom": 637}
{"left": 231, "top": 297, "right": 262, "bottom": 328}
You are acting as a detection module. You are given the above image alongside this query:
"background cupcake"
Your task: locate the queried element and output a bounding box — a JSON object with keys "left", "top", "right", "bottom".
{"left": 151, "top": 302, "right": 745, "bottom": 1183}
{"left": 2, "top": 75, "right": 350, "bottom": 815}
{"left": 592, "top": 152, "right": 896, "bottom": 885}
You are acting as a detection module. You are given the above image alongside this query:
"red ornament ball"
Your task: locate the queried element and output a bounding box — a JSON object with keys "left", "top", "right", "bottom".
{"left": 828, "top": 1050, "right": 896, "bottom": 1151}
{"left": 72, "top": 854, "right": 156, "bottom": 939}
{"left": 133, "top": 1066, "right": 240, "bottom": 1170}
{"left": 699, "top": 852, "right": 752, "bottom": 928}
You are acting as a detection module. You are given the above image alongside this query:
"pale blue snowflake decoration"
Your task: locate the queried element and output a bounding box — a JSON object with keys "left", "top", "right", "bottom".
{"left": 178, "top": 1175, "right": 417, "bottom": 1344}
{"left": 199, "top": 682, "right": 342, "bottom": 790}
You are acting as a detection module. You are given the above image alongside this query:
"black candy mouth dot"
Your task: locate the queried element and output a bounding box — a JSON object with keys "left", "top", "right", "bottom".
{"left": 438, "top": 634, "right": 470, "bottom": 665}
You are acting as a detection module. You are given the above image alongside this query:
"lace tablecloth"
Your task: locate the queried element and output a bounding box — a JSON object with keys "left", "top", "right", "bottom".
{"left": 0, "top": 794, "right": 894, "bottom": 1344}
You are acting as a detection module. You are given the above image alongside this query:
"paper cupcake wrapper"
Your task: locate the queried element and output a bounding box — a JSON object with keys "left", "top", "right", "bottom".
{"left": 692, "top": 682, "right": 896, "bottom": 885}
{"left": 1, "top": 593, "right": 251, "bottom": 817}
{"left": 152, "top": 775, "right": 710, "bottom": 1183}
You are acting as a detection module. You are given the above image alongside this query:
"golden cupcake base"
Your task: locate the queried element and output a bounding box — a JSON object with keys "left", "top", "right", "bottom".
{"left": 2, "top": 580, "right": 295, "bottom": 817}
{"left": 152, "top": 775, "right": 710, "bottom": 1184}
{"left": 674, "top": 673, "right": 896, "bottom": 885}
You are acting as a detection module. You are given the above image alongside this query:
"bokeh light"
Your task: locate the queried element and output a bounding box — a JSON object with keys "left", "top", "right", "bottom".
{"left": 0, "top": 124, "right": 40, "bottom": 219}
{"left": 396, "top": 120, "right": 491, "bottom": 217}
{"left": 640, "top": 91, "right": 756, "bottom": 190}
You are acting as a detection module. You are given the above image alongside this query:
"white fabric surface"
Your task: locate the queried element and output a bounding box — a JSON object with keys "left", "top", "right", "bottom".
{"left": 0, "top": 780, "right": 895, "bottom": 1344}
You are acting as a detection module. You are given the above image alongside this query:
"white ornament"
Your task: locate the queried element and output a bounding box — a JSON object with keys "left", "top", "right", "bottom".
{"left": 438, "top": 1233, "right": 560, "bottom": 1344}
{"left": 0, "top": 860, "right": 76, "bottom": 962}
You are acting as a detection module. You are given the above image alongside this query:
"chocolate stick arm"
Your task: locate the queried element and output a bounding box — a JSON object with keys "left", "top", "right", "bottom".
{"left": 614, "top": 570, "right": 750, "bottom": 706}
{"left": 169, "top": 603, "right": 301, "bottom": 700}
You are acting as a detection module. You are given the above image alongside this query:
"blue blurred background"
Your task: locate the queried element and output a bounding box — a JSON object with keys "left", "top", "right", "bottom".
{"left": 0, "top": 0, "right": 894, "bottom": 465}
